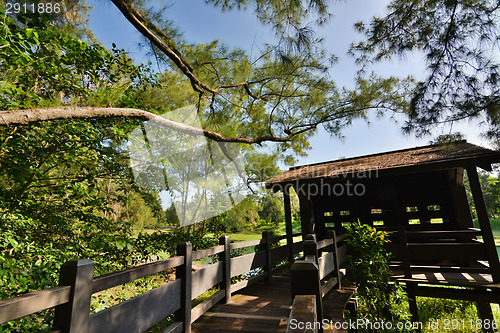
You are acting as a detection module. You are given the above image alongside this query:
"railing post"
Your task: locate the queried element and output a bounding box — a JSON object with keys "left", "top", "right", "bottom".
{"left": 303, "top": 234, "right": 318, "bottom": 264}
{"left": 52, "top": 259, "right": 94, "bottom": 333}
{"left": 398, "top": 227, "right": 419, "bottom": 327}
{"left": 397, "top": 226, "right": 411, "bottom": 279}
{"left": 175, "top": 242, "right": 192, "bottom": 333}
{"left": 219, "top": 236, "right": 231, "bottom": 303}
{"left": 327, "top": 230, "right": 341, "bottom": 289}
{"left": 290, "top": 239, "right": 323, "bottom": 332}
{"left": 284, "top": 188, "right": 295, "bottom": 264}
{"left": 262, "top": 231, "right": 273, "bottom": 283}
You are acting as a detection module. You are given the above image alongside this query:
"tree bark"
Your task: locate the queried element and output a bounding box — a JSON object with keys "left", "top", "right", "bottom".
{"left": 0, "top": 106, "right": 301, "bottom": 144}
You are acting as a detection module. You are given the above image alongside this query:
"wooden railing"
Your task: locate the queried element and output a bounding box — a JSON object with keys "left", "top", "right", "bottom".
{"left": 0, "top": 231, "right": 303, "bottom": 333}
{"left": 287, "top": 231, "right": 348, "bottom": 333}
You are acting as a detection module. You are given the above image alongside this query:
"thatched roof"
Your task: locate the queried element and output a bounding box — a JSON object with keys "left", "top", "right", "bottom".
{"left": 266, "top": 141, "right": 500, "bottom": 186}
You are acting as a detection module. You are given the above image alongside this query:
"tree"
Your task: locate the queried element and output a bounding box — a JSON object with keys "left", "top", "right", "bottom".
{"left": 0, "top": 1, "right": 405, "bottom": 155}
{"left": 352, "top": 0, "right": 500, "bottom": 140}
{"left": 259, "top": 191, "right": 285, "bottom": 226}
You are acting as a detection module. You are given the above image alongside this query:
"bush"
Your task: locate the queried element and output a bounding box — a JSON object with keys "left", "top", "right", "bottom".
{"left": 344, "top": 222, "right": 411, "bottom": 331}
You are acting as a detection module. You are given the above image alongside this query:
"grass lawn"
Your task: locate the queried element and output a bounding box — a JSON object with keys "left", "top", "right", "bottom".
{"left": 207, "top": 219, "right": 303, "bottom": 243}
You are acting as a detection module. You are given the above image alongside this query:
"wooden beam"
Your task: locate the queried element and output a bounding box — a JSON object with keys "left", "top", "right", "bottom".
{"left": 175, "top": 242, "right": 192, "bottom": 333}
{"left": 406, "top": 283, "right": 420, "bottom": 332}
{"left": 448, "top": 168, "right": 475, "bottom": 229}
{"left": 287, "top": 295, "right": 318, "bottom": 333}
{"left": 88, "top": 279, "right": 182, "bottom": 333}
{"left": 284, "top": 189, "right": 295, "bottom": 264}
{"left": 476, "top": 302, "right": 495, "bottom": 333}
{"left": 0, "top": 286, "right": 70, "bottom": 324}
{"left": 398, "top": 227, "right": 412, "bottom": 279}
{"left": 413, "top": 286, "right": 500, "bottom": 303}
{"left": 466, "top": 167, "right": 500, "bottom": 282}
{"left": 219, "top": 236, "right": 231, "bottom": 303}
{"left": 263, "top": 231, "right": 273, "bottom": 283}
{"left": 190, "top": 290, "right": 225, "bottom": 323}
{"left": 297, "top": 185, "right": 314, "bottom": 236}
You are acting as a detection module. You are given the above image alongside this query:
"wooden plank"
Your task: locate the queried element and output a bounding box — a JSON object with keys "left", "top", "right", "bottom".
{"left": 231, "top": 273, "right": 267, "bottom": 294}
{"left": 191, "top": 290, "right": 225, "bottom": 323}
{"left": 403, "top": 229, "right": 482, "bottom": 238}
{"left": 230, "top": 239, "right": 263, "bottom": 250}
{"left": 318, "top": 252, "right": 335, "bottom": 280}
{"left": 192, "top": 245, "right": 225, "bottom": 261}
{"left": 92, "top": 256, "right": 184, "bottom": 293}
{"left": 336, "top": 244, "right": 348, "bottom": 266}
{"left": 271, "top": 244, "right": 290, "bottom": 264}
{"left": 271, "top": 234, "right": 288, "bottom": 243}
{"left": 407, "top": 243, "right": 488, "bottom": 261}
{"left": 89, "top": 279, "right": 182, "bottom": 333}
{"left": 0, "top": 286, "right": 71, "bottom": 324}
{"left": 292, "top": 242, "right": 304, "bottom": 255}
{"left": 322, "top": 287, "right": 356, "bottom": 328}
{"left": 408, "top": 265, "right": 491, "bottom": 274}
{"left": 162, "top": 322, "right": 183, "bottom": 333}
{"left": 284, "top": 190, "right": 294, "bottom": 263}
{"left": 320, "top": 276, "right": 338, "bottom": 298}
{"left": 287, "top": 295, "right": 317, "bottom": 333}
{"left": 317, "top": 238, "right": 333, "bottom": 250}
{"left": 230, "top": 251, "right": 267, "bottom": 278}
{"left": 192, "top": 262, "right": 223, "bottom": 300}
{"left": 414, "top": 286, "right": 500, "bottom": 303}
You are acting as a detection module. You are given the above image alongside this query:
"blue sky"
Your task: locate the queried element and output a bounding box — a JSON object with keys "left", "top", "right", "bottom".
{"left": 86, "top": 0, "right": 491, "bottom": 166}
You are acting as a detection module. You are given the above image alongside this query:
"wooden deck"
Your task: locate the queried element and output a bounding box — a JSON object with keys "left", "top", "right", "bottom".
{"left": 191, "top": 274, "right": 355, "bottom": 333}
{"left": 192, "top": 277, "right": 292, "bottom": 333}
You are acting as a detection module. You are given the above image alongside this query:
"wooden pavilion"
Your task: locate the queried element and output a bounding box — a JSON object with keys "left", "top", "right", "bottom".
{"left": 266, "top": 141, "right": 500, "bottom": 326}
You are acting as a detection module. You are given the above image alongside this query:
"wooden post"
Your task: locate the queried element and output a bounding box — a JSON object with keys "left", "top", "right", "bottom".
{"left": 406, "top": 283, "right": 421, "bottom": 332}
{"left": 297, "top": 187, "right": 314, "bottom": 236}
{"left": 304, "top": 234, "right": 318, "bottom": 264}
{"left": 262, "top": 231, "right": 273, "bottom": 283}
{"left": 476, "top": 302, "right": 495, "bottom": 333}
{"left": 290, "top": 242, "right": 323, "bottom": 332}
{"left": 219, "top": 236, "right": 231, "bottom": 303}
{"left": 398, "top": 226, "right": 412, "bottom": 279}
{"left": 467, "top": 167, "right": 500, "bottom": 282}
{"left": 53, "top": 259, "right": 94, "bottom": 333}
{"left": 284, "top": 188, "right": 295, "bottom": 264}
{"left": 327, "top": 230, "right": 341, "bottom": 289}
{"left": 175, "top": 242, "right": 192, "bottom": 333}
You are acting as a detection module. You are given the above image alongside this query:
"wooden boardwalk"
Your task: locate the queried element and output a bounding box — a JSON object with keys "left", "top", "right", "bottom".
{"left": 192, "top": 276, "right": 292, "bottom": 333}
{"left": 191, "top": 274, "right": 355, "bottom": 333}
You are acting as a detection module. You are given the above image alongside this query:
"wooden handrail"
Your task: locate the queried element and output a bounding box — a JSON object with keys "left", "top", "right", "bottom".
{"left": 0, "top": 286, "right": 71, "bottom": 324}
{"left": 230, "top": 238, "right": 263, "bottom": 250}
{"left": 92, "top": 255, "right": 184, "bottom": 293}
{"left": 191, "top": 244, "right": 225, "bottom": 261}
{"left": 286, "top": 295, "right": 318, "bottom": 333}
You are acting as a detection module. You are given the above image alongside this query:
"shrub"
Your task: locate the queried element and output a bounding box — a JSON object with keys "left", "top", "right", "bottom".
{"left": 344, "top": 221, "right": 411, "bottom": 330}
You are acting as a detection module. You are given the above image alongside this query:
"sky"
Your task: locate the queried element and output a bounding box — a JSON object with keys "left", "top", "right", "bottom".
{"left": 86, "top": 0, "right": 492, "bottom": 167}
